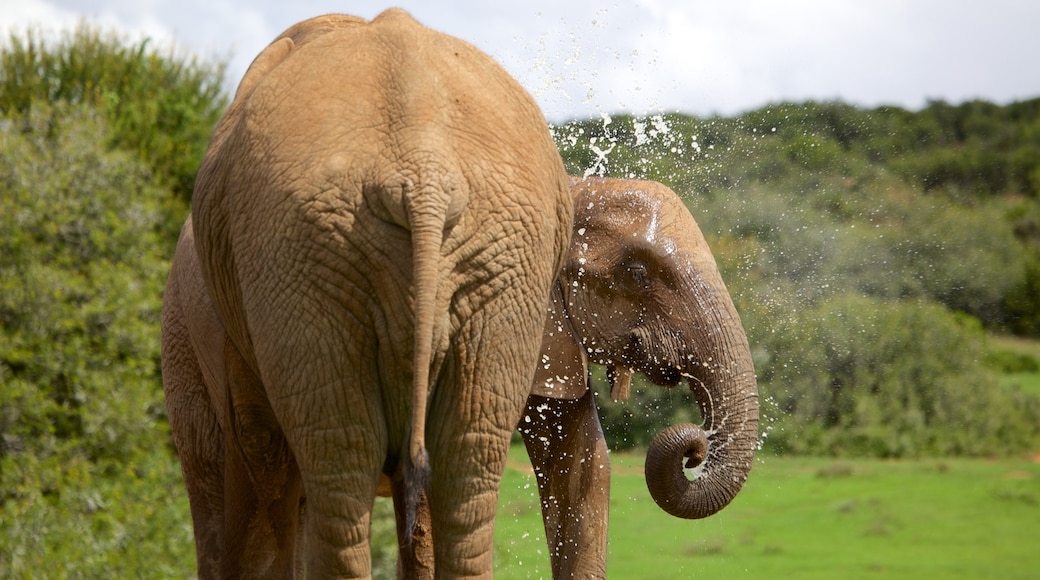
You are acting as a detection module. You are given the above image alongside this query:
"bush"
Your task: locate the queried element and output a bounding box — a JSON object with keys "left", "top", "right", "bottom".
{"left": 984, "top": 349, "right": 1040, "bottom": 374}
{"left": 759, "top": 295, "right": 1040, "bottom": 457}
{"left": 0, "top": 103, "right": 195, "bottom": 576}
{"left": 1004, "top": 254, "right": 1040, "bottom": 336}
{"left": 0, "top": 23, "right": 227, "bottom": 205}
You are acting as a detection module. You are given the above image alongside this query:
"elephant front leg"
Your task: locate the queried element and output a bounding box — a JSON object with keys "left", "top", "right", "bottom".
{"left": 520, "top": 390, "right": 610, "bottom": 579}
{"left": 160, "top": 312, "right": 226, "bottom": 577}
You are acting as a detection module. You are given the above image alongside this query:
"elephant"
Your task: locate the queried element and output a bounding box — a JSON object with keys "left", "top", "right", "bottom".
{"left": 517, "top": 176, "right": 760, "bottom": 577}
{"left": 379, "top": 177, "right": 759, "bottom": 577}
{"left": 160, "top": 9, "right": 572, "bottom": 579}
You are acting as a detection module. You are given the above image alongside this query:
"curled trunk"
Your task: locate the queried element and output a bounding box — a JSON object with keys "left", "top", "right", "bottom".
{"left": 643, "top": 309, "right": 759, "bottom": 519}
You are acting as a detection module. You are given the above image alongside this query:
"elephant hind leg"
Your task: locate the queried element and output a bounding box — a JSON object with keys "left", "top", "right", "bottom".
{"left": 222, "top": 339, "right": 304, "bottom": 577}
{"left": 161, "top": 282, "right": 227, "bottom": 577}
{"left": 164, "top": 378, "right": 226, "bottom": 576}
{"left": 221, "top": 433, "right": 302, "bottom": 577}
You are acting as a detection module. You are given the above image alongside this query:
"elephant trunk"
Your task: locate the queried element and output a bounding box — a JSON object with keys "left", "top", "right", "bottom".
{"left": 643, "top": 291, "right": 759, "bottom": 520}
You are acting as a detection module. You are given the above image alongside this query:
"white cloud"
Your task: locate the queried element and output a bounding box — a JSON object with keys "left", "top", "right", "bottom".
{"left": 0, "top": 0, "right": 81, "bottom": 36}
{"left": 2, "top": 0, "right": 1039, "bottom": 120}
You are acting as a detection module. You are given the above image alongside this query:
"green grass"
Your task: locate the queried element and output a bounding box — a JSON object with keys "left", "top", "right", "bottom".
{"left": 991, "top": 335, "right": 1040, "bottom": 395}
{"left": 494, "top": 446, "right": 1040, "bottom": 579}
{"left": 1000, "top": 372, "right": 1040, "bottom": 396}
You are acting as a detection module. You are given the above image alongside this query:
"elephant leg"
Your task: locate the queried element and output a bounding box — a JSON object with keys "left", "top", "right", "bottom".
{"left": 391, "top": 478, "right": 434, "bottom": 578}
{"left": 294, "top": 497, "right": 307, "bottom": 578}
{"left": 520, "top": 390, "right": 610, "bottom": 579}
{"left": 294, "top": 431, "right": 382, "bottom": 578}
{"left": 161, "top": 295, "right": 226, "bottom": 578}
{"left": 276, "top": 368, "right": 386, "bottom": 577}
{"left": 169, "top": 377, "right": 226, "bottom": 578}
{"left": 241, "top": 301, "right": 388, "bottom": 578}
{"left": 425, "top": 426, "right": 513, "bottom": 577}
{"left": 425, "top": 333, "right": 540, "bottom": 576}
{"left": 221, "top": 339, "right": 303, "bottom": 578}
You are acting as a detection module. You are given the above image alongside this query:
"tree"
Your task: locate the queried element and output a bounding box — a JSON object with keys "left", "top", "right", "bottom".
{"left": 0, "top": 22, "right": 227, "bottom": 206}
{"left": 0, "top": 102, "right": 196, "bottom": 575}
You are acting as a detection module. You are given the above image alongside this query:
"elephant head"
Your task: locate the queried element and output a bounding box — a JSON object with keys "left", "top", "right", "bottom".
{"left": 535, "top": 177, "right": 759, "bottom": 520}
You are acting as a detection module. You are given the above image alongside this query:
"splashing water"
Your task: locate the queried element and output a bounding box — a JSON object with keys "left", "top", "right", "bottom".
{"left": 583, "top": 112, "right": 617, "bottom": 178}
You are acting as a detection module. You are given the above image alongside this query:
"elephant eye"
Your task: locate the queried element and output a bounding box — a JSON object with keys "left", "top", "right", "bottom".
{"left": 621, "top": 259, "right": 650, "bottom": 289}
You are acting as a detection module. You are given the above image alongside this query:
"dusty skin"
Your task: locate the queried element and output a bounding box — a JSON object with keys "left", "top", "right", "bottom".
{"left": 407, "top": 177, "right": 760, "bottom": 577}
{"left": 160, "top": 9, "right": 571, "bottom": 578}
{"left": 525, "top": 178, "right": 757, "bottom": 579}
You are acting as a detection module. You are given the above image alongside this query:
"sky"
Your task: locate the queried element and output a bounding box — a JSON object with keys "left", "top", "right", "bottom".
{"left": 2, "top": 0, "right": 1039, "bottom": 122}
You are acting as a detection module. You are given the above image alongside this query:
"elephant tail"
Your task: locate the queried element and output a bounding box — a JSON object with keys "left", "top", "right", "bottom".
{"left": 403, "top": 212, "right": 436, "bottom": 546}
{"left": 398, "top": 180, "right": 467, "bottom": 545}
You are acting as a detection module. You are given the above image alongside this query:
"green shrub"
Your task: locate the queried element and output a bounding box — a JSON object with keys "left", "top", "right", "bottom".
{"left": 0, "top": 102, "right": 195, "bottom": 576}
{"left": 984, "top": 348, "right": 1040, "bottom": 374}
{"left": 0, "top": 23, "right": 227, "bottom": 205}
{"left": 1004, "top": 254, "right": 1040, "bottom": 336}
{"left": 759, "top": 295, "right": 1040, "bottom": 457}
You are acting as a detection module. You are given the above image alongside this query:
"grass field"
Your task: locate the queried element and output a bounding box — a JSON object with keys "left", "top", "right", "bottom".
{"left": 992, "top": 335, "right": 1040, "bottom": 396}
{"left": 1001, "top": 372, "right": 1040, "bottom": 396}
{"left": 492, "top": 445, "right": 1040, "bottom": 579}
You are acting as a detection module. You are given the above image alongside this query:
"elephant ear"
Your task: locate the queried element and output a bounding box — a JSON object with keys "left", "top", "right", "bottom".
{"left": 530, "top": 283, "right": 589, "bottom": 400}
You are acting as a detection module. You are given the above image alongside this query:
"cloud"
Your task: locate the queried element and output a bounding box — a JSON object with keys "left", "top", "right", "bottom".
{"left": 0, "top": 0, "right": 81, "bottom": 38}
{"left": 2, "top": 0, "right": 1039, "bottom": 121}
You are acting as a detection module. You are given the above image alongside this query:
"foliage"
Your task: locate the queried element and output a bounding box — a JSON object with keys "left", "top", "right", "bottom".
{"left": 555, "top": 99, "right": 1040, "bottom": 457}
{"left": 0, "top": 22, "right": 227, "bottom": 205}
{"left": 984, "top": 347, "right": 1040, "bottom": 374}
{"left": 371, "top": 498, "right": 400, "bottom": 578}
{"left": 0, "top": 102, "right": 195, "bottom": 575}
{"left": 759, "top": 296, "right": 1040, "bottom": 456}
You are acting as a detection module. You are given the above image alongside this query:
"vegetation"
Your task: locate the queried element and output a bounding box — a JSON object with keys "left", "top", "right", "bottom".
{"left": 0, "top": 101, "right": 195, "bottom": 575}
{"left": 0, "top": 25, "right": 223, "bottom": 576}
{"left": 554, "top": 101, "right": 1040, "bottom": 457}
{"left": 495, "top": 445, "right": 1040, "bottom": 579}
{"left": 1, "top": 21, "right": 1039, "bottom": 576}
{"left": 0, "top": 23, "right": 227, "bottom": 204}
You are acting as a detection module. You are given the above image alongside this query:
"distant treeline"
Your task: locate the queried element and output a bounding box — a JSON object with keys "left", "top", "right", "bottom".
{"left": 560, "top": 98, "right": 1040, "bottom": 198}
{"left": 0, "top": 23, "right": 1038, "bottom": 575}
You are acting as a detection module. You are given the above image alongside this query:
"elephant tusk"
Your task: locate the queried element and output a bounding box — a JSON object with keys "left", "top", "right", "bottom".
{"left": 608, "top": 365, "right": 634, "bottom": 402}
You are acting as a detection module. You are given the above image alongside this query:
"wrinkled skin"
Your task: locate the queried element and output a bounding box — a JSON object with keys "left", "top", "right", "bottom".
{"left": 160, "top": 10, "right": 571, "bottom": 579}
{"left": 518, "top": 177, "right": 759, "bottom": 578}
{"left": 399, "top": 178, "right": 760, "bottom": 577}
